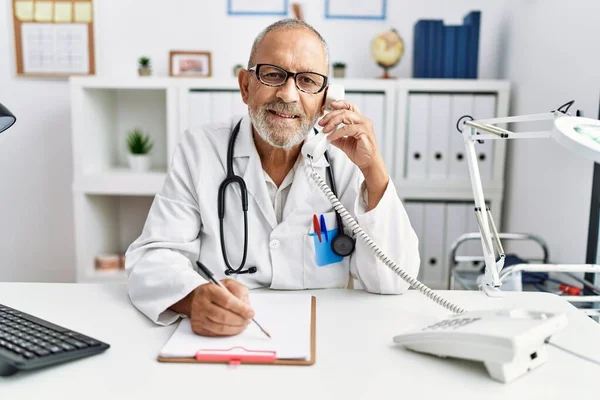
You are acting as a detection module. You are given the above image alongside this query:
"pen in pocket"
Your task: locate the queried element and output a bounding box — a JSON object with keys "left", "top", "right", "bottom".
{"left": 319, "top": 214, "right": 329, "bottom": 243}
{"left": 312, "top": 214, "right": 322, "bottom": 242}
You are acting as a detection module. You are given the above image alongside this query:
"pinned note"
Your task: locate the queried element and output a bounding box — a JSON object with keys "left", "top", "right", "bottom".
{"left": 34, "top": 1, "right": 53, "bottom": 21}
{"left": 74, "top": 1, "right": 92, "bottom": 22}
{"left": 54, "top": 2, "right": 72, "bottom": 22}
{"left": 15, "top": 1, "right": 34, "bottom": 21}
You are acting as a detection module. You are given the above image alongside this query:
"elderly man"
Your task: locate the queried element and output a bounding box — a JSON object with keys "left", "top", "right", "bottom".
{"left": 125, "top": 19, "right": 419, "bottom": 337}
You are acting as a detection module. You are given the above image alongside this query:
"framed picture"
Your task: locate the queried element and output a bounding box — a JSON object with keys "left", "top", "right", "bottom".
{"left": 325, "top": 0, "right": 386, "bottom": 20}
{"left": 227, "top": 0, "right": 288, "bottom": 16}
{"left": 169, "top": 51, "right": 212, "bottom": 77}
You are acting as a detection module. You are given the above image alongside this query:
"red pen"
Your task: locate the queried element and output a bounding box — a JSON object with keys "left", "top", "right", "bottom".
{"left": 313, "top": 214, "right": 322, "bottom": 243}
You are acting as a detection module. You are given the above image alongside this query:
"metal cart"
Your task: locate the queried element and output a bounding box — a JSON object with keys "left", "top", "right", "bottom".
{"left": 448, "top": 232, "right": 600, "bottom": 322}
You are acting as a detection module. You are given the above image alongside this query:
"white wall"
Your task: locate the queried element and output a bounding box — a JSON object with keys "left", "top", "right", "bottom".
{"left": 2, "top": 0, "right": 511, "bottom": 282}
{"left": 501, "top": 0, "right": 600, "bottom": 264}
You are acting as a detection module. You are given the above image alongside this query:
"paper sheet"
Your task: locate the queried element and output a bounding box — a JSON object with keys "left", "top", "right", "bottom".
{"left": 15, "top": 1, "right": 34, "bottom": 21}
{"left": 21, "top": 23, "right": 89, "bottom": 74}
{"left": 34, "top": 1, "right": 53, "bottom": 21}
{"left": 54, "top": 2, "right": 72, "bottom": 22}
{"left": 74, "top": 2, "right": 92, "bottom": 22}
{"left": 159, "top": 293, "right": 312, "bottom": 360}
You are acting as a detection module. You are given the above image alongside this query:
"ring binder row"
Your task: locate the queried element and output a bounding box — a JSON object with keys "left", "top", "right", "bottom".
{"left": 195, "top": 347, "right": 277, "bottom": 365}
{"left": 404, "top": 202, "right": 481, "bottom": 290}
{"left": 405, "top": 93, "right": 497, "bottom": 181}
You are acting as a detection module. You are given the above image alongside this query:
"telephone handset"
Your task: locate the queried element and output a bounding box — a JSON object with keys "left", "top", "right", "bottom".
{"left": 301, "top": 84, "right": 345, "bottom": 161}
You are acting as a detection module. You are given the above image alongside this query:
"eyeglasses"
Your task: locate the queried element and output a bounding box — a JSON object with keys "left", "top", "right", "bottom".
{"left": 248, "top": 63, "right": 328, "bottom": 94}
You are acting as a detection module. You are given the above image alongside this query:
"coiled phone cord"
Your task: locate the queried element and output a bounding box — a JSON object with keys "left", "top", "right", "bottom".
{"left": 307, "top": 167, "right": 467, "bottom": 315}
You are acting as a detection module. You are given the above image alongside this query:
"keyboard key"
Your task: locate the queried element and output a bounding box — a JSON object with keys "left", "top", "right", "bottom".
{"left": 66, "top": 339, "right": 88, "bottom": 349}
{"left": 31, "top": 347, "right": 50, "bottom": 357}
{"left": 59, "top": 343, "right": 76, "bottom": 352}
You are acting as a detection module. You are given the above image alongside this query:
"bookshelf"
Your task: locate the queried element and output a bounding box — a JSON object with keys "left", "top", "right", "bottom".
{"left": 70, "top": 77, "right": 510, "bottom": 288}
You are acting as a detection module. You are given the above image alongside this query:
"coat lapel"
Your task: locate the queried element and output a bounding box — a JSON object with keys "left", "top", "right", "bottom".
{"left": 282, "top": 152, "right": 330, "bottom": 221}
{"left": 236, "top": 117, "right": 278, "bottom": 230}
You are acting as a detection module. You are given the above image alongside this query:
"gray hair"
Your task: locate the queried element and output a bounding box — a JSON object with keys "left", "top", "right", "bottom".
{"left": 247, "top": 19, "right": 329, "bottom": 70}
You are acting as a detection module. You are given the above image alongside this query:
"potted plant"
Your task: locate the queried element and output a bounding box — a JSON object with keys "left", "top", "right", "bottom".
{"left": 233, "top": 64, "right": 244, "bottom": 77}
{"left": 332, "top": 61, "right": 346, "bottom": 78}
{"left": 127, "top": 129, "right": 153, "bottom": 172}
{"left": 138, "top": 56, "right": 152, "bottom": 76}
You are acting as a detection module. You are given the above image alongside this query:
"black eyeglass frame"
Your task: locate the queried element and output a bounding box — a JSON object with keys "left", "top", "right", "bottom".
{"left": 248, "top": 63, "right": 329, "bottom": 94}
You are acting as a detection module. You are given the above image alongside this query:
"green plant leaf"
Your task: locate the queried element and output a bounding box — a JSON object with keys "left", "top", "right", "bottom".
{"left": 126, "top": 129, "right": 153, "bottom": 154}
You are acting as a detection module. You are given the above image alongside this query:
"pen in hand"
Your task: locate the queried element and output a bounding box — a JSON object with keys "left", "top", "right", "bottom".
{"left": 196, "top": 261, "right": 271, "bottom": 339}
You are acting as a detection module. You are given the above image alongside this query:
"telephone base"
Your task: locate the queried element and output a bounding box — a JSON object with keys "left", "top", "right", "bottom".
{"left": 484, "top": 346, "right": 548, "bottom": 383}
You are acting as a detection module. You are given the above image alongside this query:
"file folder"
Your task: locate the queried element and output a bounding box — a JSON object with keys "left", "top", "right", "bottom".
{"left": 428, "top": 94, "right": 451, "bottom": 179}
{"left": 449, "top": 94, "right": 474, "bottom": 180}
{"left": 473, "top": 94, "right": 497, "bottom": 180}
{"left": 158, "top": 295, "right": 316, "bottom": 366}
{"left": 406, "top": 94, "right": 430, "bottom": 179}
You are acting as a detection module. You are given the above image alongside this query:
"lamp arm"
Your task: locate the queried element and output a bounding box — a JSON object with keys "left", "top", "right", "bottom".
{"left": 463, "top": 128, "right": 505, "bottom": 296}
{"left": 461, "top": 109, "right": 571, "bottom": 296}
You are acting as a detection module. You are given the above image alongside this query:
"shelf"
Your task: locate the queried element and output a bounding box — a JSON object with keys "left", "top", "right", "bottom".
{"left": 395, "top": 179, "right": 503, "bottom": 201}
{"left": 73, "top": 168, "right": 166, "bottom": 195}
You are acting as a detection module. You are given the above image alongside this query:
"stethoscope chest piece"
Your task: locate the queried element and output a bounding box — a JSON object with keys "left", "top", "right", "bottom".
{"left": 331, "top": 233, "right": 355, "bottom": 257}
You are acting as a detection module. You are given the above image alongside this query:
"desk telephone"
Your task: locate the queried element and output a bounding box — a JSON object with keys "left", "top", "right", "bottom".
{"left": 301, "top": 84, "right": 569, "bottom": 383}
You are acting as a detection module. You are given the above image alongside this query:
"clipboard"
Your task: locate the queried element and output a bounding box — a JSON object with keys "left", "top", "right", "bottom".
{"left": 157, "top": 296, "right": 316, "bottom": 366}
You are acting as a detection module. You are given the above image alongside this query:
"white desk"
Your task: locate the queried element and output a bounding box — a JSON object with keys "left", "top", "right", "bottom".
{"left": 0, "top": 283, "right": 598, "bottom": 399}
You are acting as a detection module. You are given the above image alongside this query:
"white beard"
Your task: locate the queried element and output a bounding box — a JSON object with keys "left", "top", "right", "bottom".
{"left": 248, "top": 105, "right": 317, "bottom": 150}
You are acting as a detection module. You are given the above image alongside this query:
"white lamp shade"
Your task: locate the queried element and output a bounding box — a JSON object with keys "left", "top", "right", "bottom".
{"left": 553, "top": 116, "right": 600, "bottom": 164}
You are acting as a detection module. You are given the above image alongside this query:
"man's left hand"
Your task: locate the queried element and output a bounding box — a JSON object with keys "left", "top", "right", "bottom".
{"left": 318, "top": 100, "right": 389, "bottom": 210}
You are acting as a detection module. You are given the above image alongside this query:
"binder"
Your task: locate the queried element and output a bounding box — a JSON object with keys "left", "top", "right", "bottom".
{"left": 413, "top": 20, "right": 429, "bottom": 78}
{"left": 455, "top": 25, "right": 470, "bottom": 78}
{"left": 443, "top": 26, "right": 458, "bottom": 78}
{"left": 345, "top": 92, "right": 364, "bottom": 113}
{"left": 423, "top": 203, "right": 446, "bottom": 288}
{"left": 211, "top": 92, "right": 233, "bottom": 124}
{"left": 403, "top": 202, "right": 425, "bottom": 281}
{"left": 444, "top": 203, "right": 468, "bottom": 286}
{"left": 463, "top": 11, "right": 481, "bottom": 79}
{"left": 473, "top": 94, "right": 497, "bottom": 180}
{"left": 188, "top": 91, "right": 212, "bottom": 129}
{"left": 464, "top": 202, "right": 483, "bottom": 266}
{"left": 427, "top": 94, "right": 451, "bottom": 179}
{"left": 158, "top": 296, "right": 316, "bottom": 366}
{"left": 231, "top": 91, "right": 247, "bottom": 117}
{"left": 406, "top": 94, "right": 430, "bottom": 179}
{"left": 362, "top": 93, "right": 385, "bottom": 153}
{"left": 430, "top": 21, "right": 444, "bottom": 78}
{"left": 448, "top": 94, "right": 474, "bottom": 180}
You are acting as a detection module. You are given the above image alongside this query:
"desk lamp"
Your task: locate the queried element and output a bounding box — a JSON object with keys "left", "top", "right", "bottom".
{"left": 460, "top": 101, "right": 600, "bottom": 297}
{"left": 0, "top": 103, "right": 16, "bottom": 133}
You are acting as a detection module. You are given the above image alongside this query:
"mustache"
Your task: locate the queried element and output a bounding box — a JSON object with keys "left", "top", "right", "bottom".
{"left": 261, "top": 101, "right": 305, "bottom": 117}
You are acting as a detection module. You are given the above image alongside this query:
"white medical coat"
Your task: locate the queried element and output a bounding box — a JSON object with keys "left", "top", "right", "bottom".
{"left": 125, "top": 115, "right": 420, "bottom": 325}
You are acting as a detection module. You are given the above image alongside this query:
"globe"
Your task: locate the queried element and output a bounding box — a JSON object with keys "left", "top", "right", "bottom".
{"left": 370, "top": 29, "right": 404, "bottom": 79}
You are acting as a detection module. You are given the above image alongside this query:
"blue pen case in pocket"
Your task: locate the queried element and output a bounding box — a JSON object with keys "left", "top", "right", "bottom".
{"left": 309, "top": 228, "right": 343, "bottom": 267}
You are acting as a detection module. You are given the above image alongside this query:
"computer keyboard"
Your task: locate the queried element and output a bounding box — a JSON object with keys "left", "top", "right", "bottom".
{"left": 0, "top": 303, "right": 109, "bottom": 376}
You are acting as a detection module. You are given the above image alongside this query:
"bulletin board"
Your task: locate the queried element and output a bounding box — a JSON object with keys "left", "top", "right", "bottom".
{"left": 12, "top": 0, "right": 95, "bottom": 77}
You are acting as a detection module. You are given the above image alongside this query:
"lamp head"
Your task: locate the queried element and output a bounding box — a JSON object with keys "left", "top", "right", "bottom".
{"left": 0, "top": 103, "right": 16, "bottom": 133}
{"left": 553, "top": 116, "right": 600, "bottom": 164}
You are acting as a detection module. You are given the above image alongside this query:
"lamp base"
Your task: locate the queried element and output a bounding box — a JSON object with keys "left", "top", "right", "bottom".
{"left": 482, "top": 284, "right": 504, "bottom": 298}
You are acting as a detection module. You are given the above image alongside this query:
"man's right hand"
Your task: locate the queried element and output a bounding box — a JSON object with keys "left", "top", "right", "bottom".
{"left": 187, "top": 280, "right": 255, "bottom": 337}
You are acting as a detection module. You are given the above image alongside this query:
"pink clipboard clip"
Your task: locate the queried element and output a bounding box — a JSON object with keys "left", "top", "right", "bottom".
{"left": 195, "top": 347, "right": 277, "bottom": 365}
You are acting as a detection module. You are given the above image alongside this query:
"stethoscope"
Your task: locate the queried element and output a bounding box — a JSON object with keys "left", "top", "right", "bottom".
{"left": 218, "top": 119, "right": 356, "bottom": 275}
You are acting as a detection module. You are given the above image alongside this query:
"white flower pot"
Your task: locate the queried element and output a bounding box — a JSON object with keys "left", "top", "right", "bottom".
{"left": 128, "top": 154, "right": 151, "bottom": 172}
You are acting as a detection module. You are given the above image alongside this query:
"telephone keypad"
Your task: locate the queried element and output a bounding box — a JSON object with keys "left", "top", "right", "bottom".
{"left": 422, "top": 317, "right": 481, "bottom": 331}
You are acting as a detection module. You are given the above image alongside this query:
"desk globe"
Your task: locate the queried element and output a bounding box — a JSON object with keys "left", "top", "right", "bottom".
{"left": 370, "top": 29, "right": 404, "bottom": 79}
